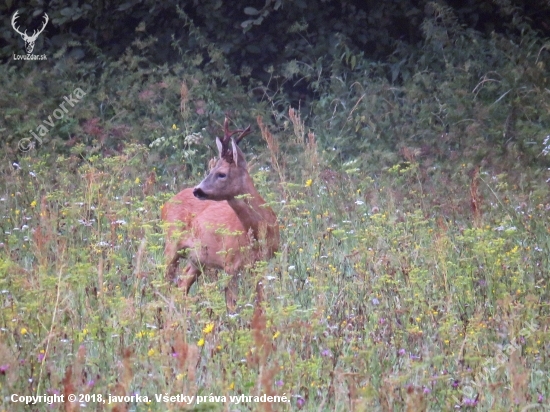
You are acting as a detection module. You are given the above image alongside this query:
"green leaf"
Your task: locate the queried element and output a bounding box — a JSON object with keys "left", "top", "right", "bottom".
{"left": 60, "top": 7, "right": 73, "bottom": 17}
{"left": 118, "top": 2, "right": 133, "bottom": 11}
{"left": 241, "top": 20, "right": 252, "bottom": 29}
{"left": 244, "top": 7, "right": 260, "bottom": 15}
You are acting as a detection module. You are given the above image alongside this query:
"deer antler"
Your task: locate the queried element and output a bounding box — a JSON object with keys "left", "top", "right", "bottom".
{"left": 11, "top": 10, "right": 49, "bottom": 54}
{"left": 219, "top": 118, "right": 251, "bottom": 161}
{"left": 11, "top": 11, "right": 48, "bottom": 40}
{"left": 11, "top": 11, "right": 26, "bottom": 37}
{"left": 28, "top": 13, "right": 49, "bottom": 41}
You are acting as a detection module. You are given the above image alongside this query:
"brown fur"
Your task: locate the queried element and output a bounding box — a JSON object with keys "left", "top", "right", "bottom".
{"left": 161, "top": 119, "right": 279, "bottom": 311}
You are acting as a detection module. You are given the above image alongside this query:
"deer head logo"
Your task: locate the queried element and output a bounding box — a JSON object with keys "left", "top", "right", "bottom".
{"left": 11, "top": 11, "right": 49, "bottom": 55}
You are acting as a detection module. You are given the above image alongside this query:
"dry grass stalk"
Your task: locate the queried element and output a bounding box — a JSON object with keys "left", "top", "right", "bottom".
{"left": 109, "top": 348, "right": 134, "bottom": 412}
{"left": 257, "top": 115, "right": 285, "bottom": 187}
{"left": 404, "top": 385, "right": 426, "bottom": 412}
{"left": 507, "top": 351, "right": 529, "bottom": 405}
{"left": 172, "top": 330, "right": 199, "bottom": 399}
{"left": 180, "top": 81, "right": 189, "bottom": 118}
{"left": 470, "top": 166, "right": 482, "bottom": 227}
{"left": 288, "top": 107, "right": 305, "bottom": 145}
{"left": 289, "top": 107, "right": 319, "bottom": 177}
{"left": 250, "top": 305, "right": 278, "bottom": 411}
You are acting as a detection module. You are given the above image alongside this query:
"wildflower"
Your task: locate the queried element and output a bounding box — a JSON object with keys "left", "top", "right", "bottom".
{"left": 463, "top": 397, "right": 478, "bottom": 407}
{"left": 202, "top": 323, "right": 214, "bottom": 334}
{"left": 398, "top": 349, "right": 406, "bottom": 356}
{"left": 296, "top": 396, "right": 305, "bottom": 408}
{"left": 147, "top": 348, "right": 155, "bottom": 357}
{"left": 0, "top": 364, "right": 9, "bottom": 374}
{"left": 305, "top": 179, "right": 313, "bottom": 187}
{"left": 275, "top": 380, "right": 284, "bottom": 387}
{"left": 135, "top": 177, "right": 140, "bottom": 184}
{"left": 172, "top": 124, "right": 178, "bottom": 130}
{"left": 30, "top": 200, "right": 37, "bottom": 208}
{"left": 228, "top": 382, "right": 235, "bottom": 390}
{"left": 20, "top": 328, "right": 28, "bottom": 335}
{"left": 197, "top": 338, "right": 205, "bottom": 347}
{"left": 273, "top": 331, "right": 280, "bottom": 339}
{"left": 321, "top": 349, "right": 332, "bottom": 357}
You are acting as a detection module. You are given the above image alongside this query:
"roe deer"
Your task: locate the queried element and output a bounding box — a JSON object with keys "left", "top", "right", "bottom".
{"left": 161, "top": 118, "right": 279, "bottom": 311}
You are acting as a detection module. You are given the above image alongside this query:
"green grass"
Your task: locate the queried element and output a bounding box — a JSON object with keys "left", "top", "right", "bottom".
{"left": 1, "top": 132, "right": 549, "bottom": 411}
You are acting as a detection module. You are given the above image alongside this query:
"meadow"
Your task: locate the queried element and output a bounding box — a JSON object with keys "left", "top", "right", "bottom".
{"left": 1, "top": 104, "right": 549, "bottom": 412}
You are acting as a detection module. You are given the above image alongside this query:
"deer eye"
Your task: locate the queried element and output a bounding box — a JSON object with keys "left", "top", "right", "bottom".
{"left": 217, "top": 172, "right": 227, "bottom": 179}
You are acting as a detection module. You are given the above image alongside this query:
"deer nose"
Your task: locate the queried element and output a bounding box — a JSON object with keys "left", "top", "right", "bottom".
{"left": 193, "top": 187, "right": 207, "bottom": 199}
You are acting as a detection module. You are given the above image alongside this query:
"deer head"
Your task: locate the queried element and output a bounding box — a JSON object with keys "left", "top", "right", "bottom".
{"left": 12, "top": 11, "right": 49, "bottom": 54}
{"left": 193, "top": 118, "right": 252, "bottom": 201}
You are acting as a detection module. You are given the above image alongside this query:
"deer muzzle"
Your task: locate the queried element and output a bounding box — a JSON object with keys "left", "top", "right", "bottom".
{"left": 193, "top": 187, "right": 208, "bottom": 200}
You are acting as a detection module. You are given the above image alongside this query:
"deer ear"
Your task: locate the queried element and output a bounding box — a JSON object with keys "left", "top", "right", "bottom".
{"left": 231, "top": 138, "right": 239, "bottom": 167}
{"left": 216, "top": 137, "right": 223, "bottom": 158}
{"left": 231, "top": 137, "right": 247, "bottom": 168}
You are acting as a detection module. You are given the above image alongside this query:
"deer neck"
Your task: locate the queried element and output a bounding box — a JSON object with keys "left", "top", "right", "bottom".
{"left": 226, "top": 177, "right": 276, "bottom": 237}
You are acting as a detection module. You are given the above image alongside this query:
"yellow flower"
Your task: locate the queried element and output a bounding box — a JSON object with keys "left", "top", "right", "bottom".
{"left": 202, "top": 323, "right": 214, "bottom": 334}
{"left": 197, "top": 338, "right": 205, "bottom": 347}
{"left": 135, "top": 177, "right": 140, "bottom": 184}
{"left": 228, "top": 382, "right": 235, "bottom": 390}
{"left": 147, "top": 348, "right": 155, "bottom": 357}
{"left": 176, "top": 373, "right": 184, "bottom": 381}
{"left": 273, "top": 331, "right": 280, "bottom": 339}
{"left": 172, "top": 124, "right": 178, "bottom": 130}
{"left": 305, "top": 179, "right": 313, "bottom": 187}
{"left": 30, "top": 200, "right": 37, "bottom": 208}
{"left": 20, "top": 328, "right": 28, "bottom": 335}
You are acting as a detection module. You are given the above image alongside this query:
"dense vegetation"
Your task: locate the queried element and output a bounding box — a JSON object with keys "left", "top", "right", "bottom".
{"left": 1, "top": 1, "right": 550, "bottom": 410}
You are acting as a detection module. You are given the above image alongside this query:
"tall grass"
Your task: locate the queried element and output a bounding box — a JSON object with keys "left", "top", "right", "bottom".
{"left": 1, "top": 109, "right": 549, "bottom": 411}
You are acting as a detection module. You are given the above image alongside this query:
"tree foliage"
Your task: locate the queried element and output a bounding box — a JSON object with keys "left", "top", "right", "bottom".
{"left": 1, "top": 0, "right": 550, "bottom": 170}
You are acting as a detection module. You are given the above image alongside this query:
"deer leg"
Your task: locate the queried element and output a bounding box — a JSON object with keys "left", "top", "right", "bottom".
{"left": 179, "top": 263, "right": 201, "bottom": 294}
{"left": 165, "top": 242, "right": 180, "bottom": 282}
{"left": 166, "top": 254, "right": 180, "bottom": 282}
{"left": 225, "top": 273, "right": 238, "bottom": 313}
{"left": 255, "top": 279, "right": 264, "bottom": 307}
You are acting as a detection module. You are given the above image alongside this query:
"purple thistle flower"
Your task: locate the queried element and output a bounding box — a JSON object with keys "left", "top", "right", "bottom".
{"left": 321, "top": 349, "right": 332, "bottom": 357}
{"left": 463, "top": 397, "right": 478, "bottom": 407}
